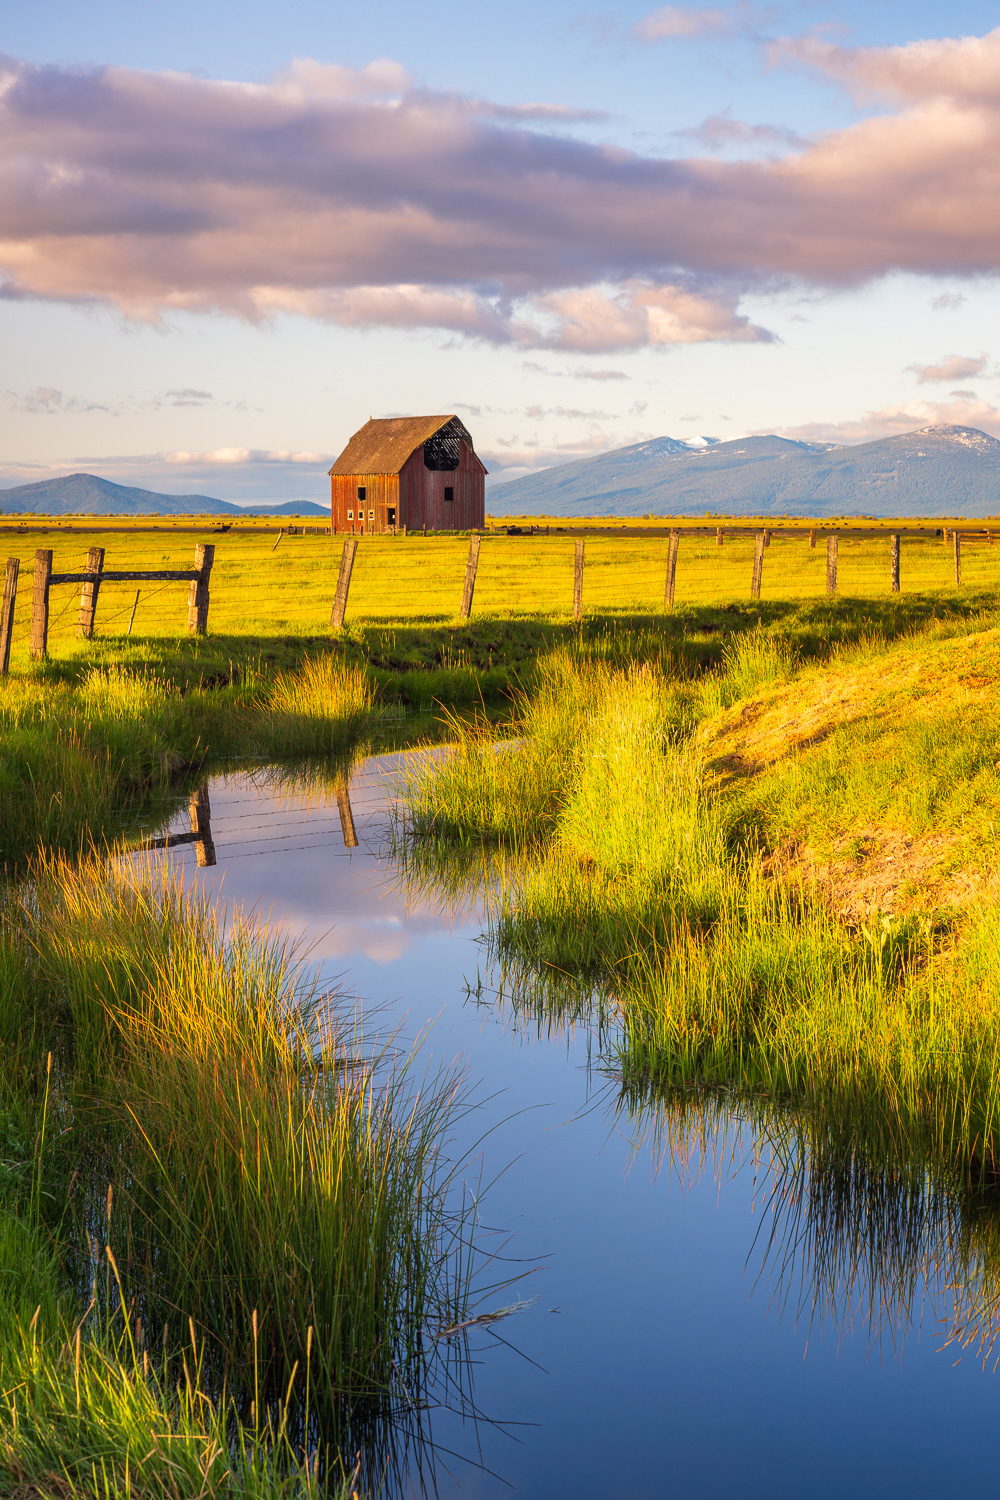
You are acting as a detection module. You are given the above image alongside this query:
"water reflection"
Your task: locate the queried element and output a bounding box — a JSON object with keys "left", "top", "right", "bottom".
{"left": 139, "top": 755, "right": 1000, "bottom": 1497}
{"left": 619, "top": 1085, "right": 1000, "bottom": 1368}
{"left": 144, "top": 783, "right": 217, "bottom": 865}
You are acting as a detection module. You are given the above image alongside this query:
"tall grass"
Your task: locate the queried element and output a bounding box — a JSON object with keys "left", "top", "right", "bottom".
{"left": 0, "top": 654, "right": 374, "bottom": 872}
{"left": 403, "top": 638, "right": 1000, "bottom": 1177}
{"left": 0, "top": 847, "right": 475, "bottom": 1491}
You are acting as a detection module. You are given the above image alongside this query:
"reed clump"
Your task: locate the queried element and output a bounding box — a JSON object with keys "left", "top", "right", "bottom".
{"left": 0, "top": 654, "right": 374, "bottom": 872}
{"left": 0, "top": 848, "right": 470, "bottom": 1492}
{"left": 403, "top": 626, "right": 1000, "bottom": 1176}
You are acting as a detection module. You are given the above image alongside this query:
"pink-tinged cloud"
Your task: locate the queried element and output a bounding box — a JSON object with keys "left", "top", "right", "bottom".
{"left": 768, "top": 26, "right": 1000, "bottom": 105}
{"left": 674, "top": 107, "right": 804, "bottom": 152}
{"left": 633, "top": 4, "right": 763, "bottom": 41}
{"left": 907, "top": 353, "right": 988, "bottom": 383}
{"left": 3, "top": 37, "right": 1000, "bottom": 349}
{"left": 779, "top": 396, "right": 1000, "bottom": 446}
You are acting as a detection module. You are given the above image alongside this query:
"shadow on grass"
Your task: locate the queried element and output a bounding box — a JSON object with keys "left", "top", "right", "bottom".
{"left": 32, "top": 587, "right": 1000, "bottom": 696}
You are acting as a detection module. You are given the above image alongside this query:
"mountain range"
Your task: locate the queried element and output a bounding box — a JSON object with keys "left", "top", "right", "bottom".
{"left": 0, "top": 473, "right": 328, "bottom": 517}
{"left": 486, "top": 425, "right": 1000, "bottom": 518}
{"left": 7, "top": 426, "right": 1000, "bottom": 519}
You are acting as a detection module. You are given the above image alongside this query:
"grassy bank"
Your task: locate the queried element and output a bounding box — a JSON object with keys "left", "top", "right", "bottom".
{"left": 0, "top": 652, "right": 372, "bottom": 871}
{"left": 0, "top": 848, "right": 471, "bottom": 1496}
{"left": 401, "top": 611, "right": 1000, "bottom": 1176}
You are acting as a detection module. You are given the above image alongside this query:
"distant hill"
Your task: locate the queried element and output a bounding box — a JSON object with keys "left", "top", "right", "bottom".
{"left": 486, "top": 426, "right": 1000, "bottom": 518}
{"left": 238, "top": 500, "right": 328, "bottom": 517}
{"left": 0, "top": 473, "right": 328, "bottom": 517}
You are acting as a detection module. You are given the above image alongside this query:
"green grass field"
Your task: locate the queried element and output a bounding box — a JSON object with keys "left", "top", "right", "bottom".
{"left": 1, "top": 522, "right": 995, "bottom": 662}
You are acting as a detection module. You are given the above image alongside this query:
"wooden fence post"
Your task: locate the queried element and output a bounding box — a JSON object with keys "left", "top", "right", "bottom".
{"left": 664, "top": 529, "right": 680, "bottom": 608}
{"left": 954, "top": 530, "right": 962, "bottom": 586}
{"left": 29, "top": 549, "right": 52, "bottom": 659}
{"left": 330, "top": 537, "right": 358, "bottom": 629}
{"left": 763, "top": 529, "right": 772, "bottom": 548}
{"left": 76, "top": 546, "right": 105, "bottom": 639}
{"left": 716, "top": 526, "right": 723, "bottom": 547}
{"left": 809, "top": 529, "right": 816, "bottom": 548}
{"left": 750, "top": 532, "right": 765, "bottom": 599}
{"left": 187, "top": 543, "right": 215, "bottom": 634}
{"left": 188, "top": 785, "right": 217, "bottom": 868}
{"left": 890, "top": 533, "right": 900, "bottom": 594}
{"left": 336, "top": 782, "right": 359, "bottom": 848}
{"left": 459, "top": 533, "right": 481, "bottom": 619}
{"left": 573, "top": 539, "right": 585, "bottom": 622}
{"left": 0, "top": 558, "right": 18, "bottom": 676}
{"left": 826, "top": 534, "right": 838, "bottom": 593}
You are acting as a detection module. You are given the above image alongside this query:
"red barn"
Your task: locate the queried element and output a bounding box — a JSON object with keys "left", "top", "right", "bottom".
{"left": 328, "top": 415, "right": 486, "bottom": 534}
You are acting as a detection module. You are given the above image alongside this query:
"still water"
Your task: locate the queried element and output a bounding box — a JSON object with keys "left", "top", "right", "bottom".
{"left": 150, "top": 754, "right": 1000, "bottom": 1498}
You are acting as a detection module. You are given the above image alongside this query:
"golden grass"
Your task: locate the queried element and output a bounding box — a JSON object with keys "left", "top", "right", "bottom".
{"left": 2, "top": 523, "right": 999, "bottom": 665}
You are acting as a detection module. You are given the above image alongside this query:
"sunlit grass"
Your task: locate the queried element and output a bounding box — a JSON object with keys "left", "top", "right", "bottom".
{"left": 0, "top": 848, "right": 475, "bottom": 1492}
{"left": 402, "top": 628, "right": 1000, "bottom": 1176}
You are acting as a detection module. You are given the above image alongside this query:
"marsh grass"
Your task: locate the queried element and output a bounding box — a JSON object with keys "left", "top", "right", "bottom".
{"left": 402, "top": 629, "right": 1000, "bottom": 1179}
{"left": 0, "top": 654, "right": 374, "bottom": 872}
{"left": 0, "top": 847, "right": 477, "bottom": 1493}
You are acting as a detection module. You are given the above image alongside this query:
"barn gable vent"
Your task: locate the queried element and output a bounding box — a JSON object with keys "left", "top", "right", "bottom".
{"left": 423, "top": 417, "right": 466, "bottom": 471}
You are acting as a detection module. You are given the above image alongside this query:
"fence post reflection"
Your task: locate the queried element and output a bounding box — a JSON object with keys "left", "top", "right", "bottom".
{"left": 336, "top": 782, "right": 359, "bottom": 849}
{"left": 188, "top": 784, "right": 217, "bottom": 867}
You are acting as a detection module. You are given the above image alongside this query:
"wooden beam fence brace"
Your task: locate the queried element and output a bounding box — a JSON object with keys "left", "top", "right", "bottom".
{"left": 459, "top": 533, "right": 481, "bottom": 619}
{"left": 664, "top": 529, "right": 680, "bottom": 609}
{"left": 76, "top": 546, "right": 105, "bottom": 639}
{"left": 0, "top": 558, "right": 18, "bottom": 676}
{"left": 27, "top": 544, "right": 213, "bottom": 659}
{"left": 890, "top": 533, "right": 900, "bottom": 594}
{"left": 750, "top": 531, "right": 765, "bottom": 599}
{"left": 573, "top": 539, "right": 585, "bottom": 622}
{"left": 826, "top": 534, "right": 839, "bottom": 593}
{"left": 330, "top": 537, "right": 358, "bottom": 629}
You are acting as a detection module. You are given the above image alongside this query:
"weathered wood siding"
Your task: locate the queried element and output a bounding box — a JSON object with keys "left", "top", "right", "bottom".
{"left": 330, "top": 473, "right": 399, "bottom": 531}
{"left": 398, "top": 442, "right": 485, "bottom": 530}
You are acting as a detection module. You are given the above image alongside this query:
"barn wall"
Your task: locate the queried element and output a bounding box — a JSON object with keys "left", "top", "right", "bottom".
{"left": 398, "top": 442, "right": 485, "bottom": 530}
{"left": 330, "top": 473, "right": 399, "bottom": 532}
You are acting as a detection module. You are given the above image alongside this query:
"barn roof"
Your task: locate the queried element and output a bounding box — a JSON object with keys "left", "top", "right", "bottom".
{"left": 328, "top": 415, "right": 472, "bottom": 476}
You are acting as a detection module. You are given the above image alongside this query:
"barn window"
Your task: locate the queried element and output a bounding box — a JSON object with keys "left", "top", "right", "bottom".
{"left": 423, "top": 427, "right": 461, "bottom": 471}
{"left": 347, "top": 510, "right": 353, "bottom": 520}
{"left": 444, "top": 486, "right": 455, "bottom": 502}
{"left": 357, "top": 486, "right": 366, "bottom": 501}
{"left": 368, "top": 509, "right": 374, "bottom": 520}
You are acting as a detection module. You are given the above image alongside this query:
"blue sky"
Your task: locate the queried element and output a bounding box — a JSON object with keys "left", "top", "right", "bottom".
{"left": 3, "top": 0, "right": 1000, "bottom": 500}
